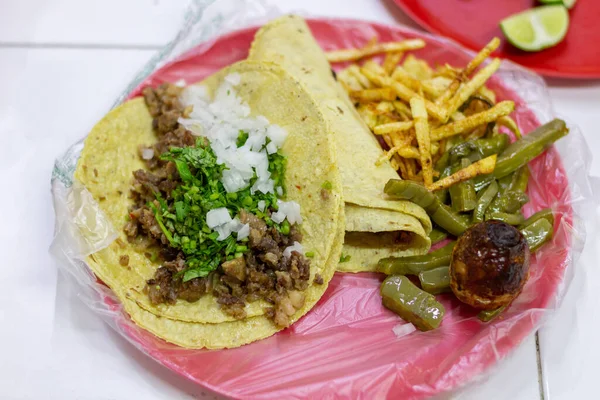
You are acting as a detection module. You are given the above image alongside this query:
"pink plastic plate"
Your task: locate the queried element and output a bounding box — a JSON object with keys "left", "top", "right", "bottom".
{"left": 110, "top": 19, "right": 573, "bottom": 399}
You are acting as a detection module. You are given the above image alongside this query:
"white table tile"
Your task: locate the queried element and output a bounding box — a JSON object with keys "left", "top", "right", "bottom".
{"left": 537, "top": 209, "right": 600, "bottom": 400}
{"left": 0, "top": 47, "right": 155, "bottom": 398}
{"left": 0, "top": 0, "right": 191, "bottom": 46}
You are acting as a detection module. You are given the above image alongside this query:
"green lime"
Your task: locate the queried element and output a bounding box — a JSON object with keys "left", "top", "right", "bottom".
{"left": 500, "top": 5, "right": 569, "bottom": 52}
{"left": 538, "top": 0, "right": 576, "bottom": 9}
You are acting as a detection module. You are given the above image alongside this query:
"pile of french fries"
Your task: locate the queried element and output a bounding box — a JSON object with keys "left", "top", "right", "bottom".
{"left": 327, "top": 37, "right": 519, "bottom": 191}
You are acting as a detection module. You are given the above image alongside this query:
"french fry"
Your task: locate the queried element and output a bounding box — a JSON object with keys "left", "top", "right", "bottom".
{"left": 383, "top": 52, "right": 404, "bottom": 75}
{"left": 421, "top": 76, "right": 452, "bottom": 98}
{"left": 363, "top": 60, "right": 387, "bottom": 76}
{"left": 450, "top": 111, "right": 466, "bottom": 122}
{"left": 403, "top": 54, "right": 433, "bottom": 80}
{"left": 391, "top": 67, "right": 421, "bottom": 91}
{"left": 357, "top": 104, "right": 379, "bottom": 129}
{"left": 361, "top": 68, "right": 447, "bottom": 121}
{"left": 375, "top": 101, "right": 395, "bottom": 114}
{"left": 410, "top": 97, "right": 433, "bottom": 186}
{"left": 373, "top": 121, "right": 414, "bottom": 135}
{"left": 350, "top": 88, "right": 397, "bottom": 102}
{"left": 337, "top": 69, "right": 363, "bottom": 91}
{"left": 464, "top": 37, "right": 501, "bottom": 76}
{"left": 347, "top": 65, "right": 373, "bottom": 89}
{"left": 405, "top": 158, "right": 420, "bottom": 182}
{"left": 376, "top": 145, "right": 403, "bottom": 165}
{"left": 431, "top": 101, "right": 515, "bottom": 141}
{"left": 398, "top": 146, "right": 421, "bottom": 159}
{"left": 393, "top": 67, "right": 442, "bottom": 99}
{"left": 478, "top": 85, "right": 497, "bottom": 103}
{"left": 435, "top": 37, "right": 500, "bottom": 106}
{"left": 443, "top": 58, "right": 502, "bottom": 120}
{"left": 392, "top": 101, "right": 412, "bottom": 118}
{"left": 427, "top": 155, "right": 497, "bottom": 191}
{"left": 496, "top": 115, "right": 522, "bottom": 139}
{"left": 395, "top": 155, "right": 409, "bottom": 178}
{"left": 326, "top": 39, "right": 426, "bottom": 63}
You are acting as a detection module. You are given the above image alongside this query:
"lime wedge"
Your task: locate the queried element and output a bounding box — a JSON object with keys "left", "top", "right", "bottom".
{"left": 538, "top": 0, "right": 576, "bottom": 9}
{"left": 500, "top": 5, "right": 569, "bottom": 52}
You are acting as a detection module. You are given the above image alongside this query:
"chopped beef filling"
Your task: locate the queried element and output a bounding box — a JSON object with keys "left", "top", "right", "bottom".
{"left": 125, "top": 83, "right": 313, "bottom": 328}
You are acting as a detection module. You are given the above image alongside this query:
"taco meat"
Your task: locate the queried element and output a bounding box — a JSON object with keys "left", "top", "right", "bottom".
{"left": 126, "top": 83, "right": 312, "bottom": 328}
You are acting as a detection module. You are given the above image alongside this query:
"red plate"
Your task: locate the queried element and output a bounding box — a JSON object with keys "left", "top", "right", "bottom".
{"left": 393, "top": 0, "right": 600, "bottom": 78}
{"left": 109, "top": 19, "right": 573, "bottom": 399}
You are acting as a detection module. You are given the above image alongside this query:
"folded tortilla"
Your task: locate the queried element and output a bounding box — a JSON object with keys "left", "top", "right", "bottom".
{"left": 75, "top": 61, "right": 344, "bottom": 347}
{"left": 248, "top": 15, "right": 432, "bottom": 272}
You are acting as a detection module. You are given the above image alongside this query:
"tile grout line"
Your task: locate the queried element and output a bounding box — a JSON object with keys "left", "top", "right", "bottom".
{"left": 0, "top": 41, "right": 162, "bottom": 50}
{"left": 536, "top": 332, "right": 546, "bottom": 400}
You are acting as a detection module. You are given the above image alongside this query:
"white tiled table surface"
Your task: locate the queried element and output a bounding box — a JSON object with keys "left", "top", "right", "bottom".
{"left": 1, "top": 0, "right": 598, "bottom": 399}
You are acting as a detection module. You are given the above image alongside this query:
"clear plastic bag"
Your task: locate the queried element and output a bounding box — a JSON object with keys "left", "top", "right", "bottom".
{"left": 49, "top": 0, "right": 597, "bottom": 398}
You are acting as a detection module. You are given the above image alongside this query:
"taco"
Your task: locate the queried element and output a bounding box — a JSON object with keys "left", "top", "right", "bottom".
{"left": 248, "top": 15, "right": 432, "bottom": 272}
{"left": 74, "top": 61, "right": 343, "bottom": 347}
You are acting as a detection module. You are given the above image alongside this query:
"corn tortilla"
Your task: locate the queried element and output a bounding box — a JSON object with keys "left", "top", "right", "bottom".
{"left": 75, "top": 61, "right": 343, "bottom": 330}
{"left": 248, "top": 15, "right": 432, "bottom": 272}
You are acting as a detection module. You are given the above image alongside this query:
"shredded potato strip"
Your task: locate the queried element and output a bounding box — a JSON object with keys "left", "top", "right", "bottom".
{"left": 337, "top": 69, "right": 363, "bottom": 91}
{"left": 431, "top": 101, "right": 515, "bottom": 141}
{"left": 392, "top": 67, "right": 440, "bottom": 99}
{"left": 443, "top": 58, "right": 501, "bottom": 121}
{"left": 326, "top": 39, "right": 426, "bottom": 63}
{"left": 435, "top": 37, "right": 501, "bottom": 106}
{"left": 496, "top": 115, "right": 522, "bottom": 139}
{"left": 428, "top": 155, "right": 497, "bottom": 191}
{"left": 383, "top": 52, "right": 404, "bottom": 75}
{"left": 346, "top": 65, "right": 373, "bottom": 89}
{"left": 350, "top": 88, "right": 397, "bottom": 102}
{"left": 361, "top": 68, "right": 447, "bottom": 121}
{"left": 373, "top": 121, "right": 414, "bottom": 135}
{"left": 410, "top": 98, "right": 433, "bottom": 186}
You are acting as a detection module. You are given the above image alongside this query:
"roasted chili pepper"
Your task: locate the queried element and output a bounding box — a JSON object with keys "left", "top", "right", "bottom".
{"left": 478, "top": 305, "right": 507, "bottom": 322}
{"left": 472, "top": 180, "right": 499, "bottom": 224}
{"left": 428, "top": 228, "right": 448, "bottom": 245}
{"left": 385, "top": 180, "right": 469, "bottom": 236}
{"left": 485, "top": 211, "right": 525, "bottom": 225}
{"left": 494, "top": 119, "right": 568, "bottom": 179}
{"left": 381, "top": 275, "right": 445, "bottom": 331}
{"left": 378, "top": 241, "right": 456, "bottom": 275}
{"left": 419, "top": 266, "right": 451, "bottom": 294}
{"left": 519, "top": 208, "right": 554, "bottom": 230}
{"left": 520, "top": 218, "right": 553, "bottom": 252}
{"left": 450, "top": 159, "right": 477, "bottom": 212}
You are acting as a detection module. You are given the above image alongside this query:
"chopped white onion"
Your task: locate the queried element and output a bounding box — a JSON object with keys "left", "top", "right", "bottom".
{"left": 178, "top": 74, "right": 304, "bottom": 243}
{"left": 236, "top": 223, "right": 250, "bottom": 240}
{"left": 392, "top": 323, "right": 416, "bottom": 338}
{"left": 277, "top": 200, "right": 302, "bottom": 224}
{"left": 206, "top": 208, "right": 231, "bottom": 229}
{"left": 271, "top": 210, "right": 286, "bottom": 224}
{"left": 257, "top": 200, "right": 266, "bottom": 212}
{"left": 141, "top": 148, "right": 154, "bottom": 160}
{"left": 266, "top": 141, "right": 277, "bottom": 154}
{"left": 283, "top": 241, "right": 304, "bottom": 258}
{"left": 175, "top": 79, "right": 187, "bottom": 87}
{"left": 178, "top": 76, "right": 288, "bottom": 195}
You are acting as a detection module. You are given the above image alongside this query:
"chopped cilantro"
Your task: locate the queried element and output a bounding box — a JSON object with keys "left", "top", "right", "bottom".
{"left": 152, "top": 138, "right": 287, "bottom": 281}
{"left": 305, "top": 251, "right": 315, "bottom": 258}
{"left": 236, "top": 130, "right": 249, "bottom": 147}
{"left": 321, "top": 181, "right": 332, "bottom": 190}
{"left": 339, "top": 254, "right": 351, "bottom": 263}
